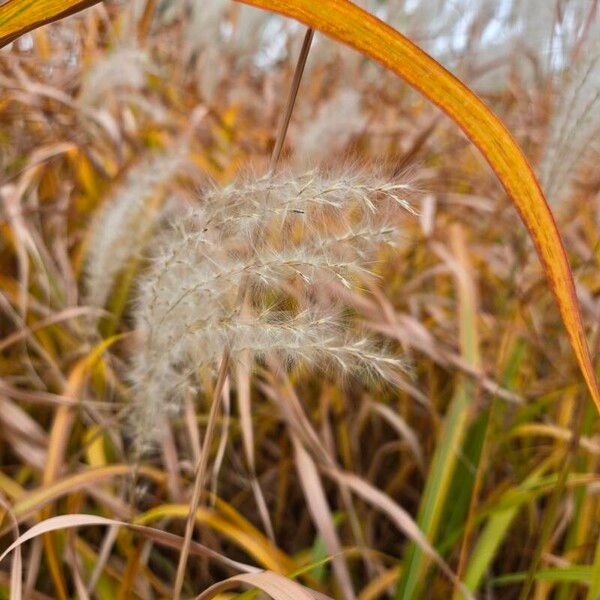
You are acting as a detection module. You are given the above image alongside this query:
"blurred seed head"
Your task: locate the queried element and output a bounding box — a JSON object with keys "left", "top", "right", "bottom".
{"left": 294, "top": 89, "right": 367, "bottom": 167}
{"left": 79, "top": 45, "right": 152, "bottom": 107}
{"left": 540, "top": 17, "right": 600, "bottom": 205}
{"left": 185, "top": 1, "right": 271, "bottom": 101}
{"left": 84, "top": 147, "right": 189, "bottom": 311}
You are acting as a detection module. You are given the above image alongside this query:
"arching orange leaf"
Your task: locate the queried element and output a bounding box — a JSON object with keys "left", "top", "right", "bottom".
{"left": 0, "top": 0, "right": 101, "bottom": 47}
{"left": 235, "top": 0, "right": 600, "bottom": 414}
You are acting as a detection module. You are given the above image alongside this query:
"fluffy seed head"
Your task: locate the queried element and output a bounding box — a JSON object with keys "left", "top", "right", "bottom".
{"left": 129, "top": 169, "right": 413, "bottom": 449}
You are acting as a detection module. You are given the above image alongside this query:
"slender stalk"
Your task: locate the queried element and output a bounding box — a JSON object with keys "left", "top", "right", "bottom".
{"left": 172, "top": 350, "right": 230, "bottom": 600}
{"left": 268, "top": 28, "right": 314, "bottom": 172}
{"left": 172, "top": 28, "right": 314, "bottom": 600}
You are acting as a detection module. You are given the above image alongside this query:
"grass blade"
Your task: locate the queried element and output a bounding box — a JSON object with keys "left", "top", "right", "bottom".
{"left": 396, "top": 225, "right": 480, "bottom": 598}
{"left": 0, "top": 0, "right": 101, "bottom": 47}
{"left": 194, "top": 571, "right": 330, "bottom": 600}
{"left": 590, "top": 534, "right": 600, "bottom": 600}
{"left": 493, "top": 566, "right": 594, "bottom": 587}
{"left": 0, "top": 514, "right": 262, "bottom": 576}
{"left": 293, "top": 436, "right": 355, "bottom": 599}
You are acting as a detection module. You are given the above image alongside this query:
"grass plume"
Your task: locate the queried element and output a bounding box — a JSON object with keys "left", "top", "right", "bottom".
{"left": 84, "top": 147, "right": 189, "bottom": 310}
{"left": 130, "top": 169, "right": 412, "bottom": 449}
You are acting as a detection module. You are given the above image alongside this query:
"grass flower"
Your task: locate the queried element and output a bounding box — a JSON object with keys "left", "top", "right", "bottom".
{"left": 84, "top": 147, "right": 189, "bottom": 310}
{"left": 79, "top": 45, "right": 152, "bottom": 107}
{"left": 129, "top": 169, "right": 413, "bottom": 449}
{"left": 540, "top": 19, "right": 600, "bottom": 205}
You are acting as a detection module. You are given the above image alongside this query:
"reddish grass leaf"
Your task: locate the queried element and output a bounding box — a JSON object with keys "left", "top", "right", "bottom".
{"left": 234, "top": 0, "right": 600, "bottom": 414}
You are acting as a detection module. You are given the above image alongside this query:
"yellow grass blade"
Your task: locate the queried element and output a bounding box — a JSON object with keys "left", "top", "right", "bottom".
{"left": 8, "top": 465, "right": 164, "bottom": 525}
{"left": 235, "top": 0, "right": 600, "bottom": 414}
{"left": 134, "top": 503, "right": 296, "bottom": 574}
{"left": 0, "top": 0, "right": 101, "bottom": 47}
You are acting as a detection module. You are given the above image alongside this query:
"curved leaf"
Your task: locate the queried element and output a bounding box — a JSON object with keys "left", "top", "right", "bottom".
{"left": 234, "top": 0, "right": 600, "bottom": 414}
{"left": 0, "top": 514, "right": 261, "bottom": 575}
{"left": 0, "top": 0, "right": 101, "bottom": 47}
{"left": 194, "top": 571, "right": 331, "bottom": 600}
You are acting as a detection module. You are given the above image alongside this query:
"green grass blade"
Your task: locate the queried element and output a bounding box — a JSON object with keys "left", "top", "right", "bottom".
{"left": 589, "top": 534, "right": 600, "bottom": 600}
{"left": 396, "top": 226, "right": 479, "bottom": 598}
{"left": 493, "top": 566, "right": 593, "bottom": 587}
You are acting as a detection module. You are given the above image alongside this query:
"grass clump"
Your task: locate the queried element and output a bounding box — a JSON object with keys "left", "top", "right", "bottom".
{"left": 0, "top": 1, "right": 598, "bottom": 599}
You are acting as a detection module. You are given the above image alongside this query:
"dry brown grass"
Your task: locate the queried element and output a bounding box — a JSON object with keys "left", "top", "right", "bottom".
{"left": 0, "top": 1, "right": 599, "bottom": 599}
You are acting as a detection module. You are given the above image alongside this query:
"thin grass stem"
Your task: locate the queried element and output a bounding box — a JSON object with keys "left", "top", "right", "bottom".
{"left": 172, "top": 349, "right": 230, "bottom": 600}
{"left": 268, "top": 28, "right": 314, "bottom": 173}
